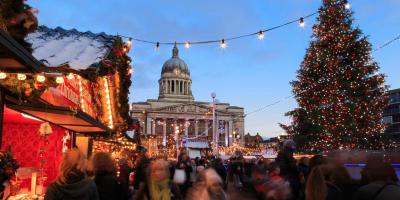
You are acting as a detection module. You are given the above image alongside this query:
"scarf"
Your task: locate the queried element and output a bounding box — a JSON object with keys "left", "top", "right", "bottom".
{"left": 148, "top": 179, "right": 171, "bottom": 200}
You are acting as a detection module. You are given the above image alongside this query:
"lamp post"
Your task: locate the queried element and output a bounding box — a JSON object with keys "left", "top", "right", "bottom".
{"left": 175, "top": 125, "right": 180, "bottom": 160}
{"left": 211, "top": 92, "right": 218, "bottom": 156}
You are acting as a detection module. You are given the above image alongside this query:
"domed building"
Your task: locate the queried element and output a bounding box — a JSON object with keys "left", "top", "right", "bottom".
{"left": 130, "top": 45, "right": 245, "bottom": 157}
{"left": 158, "top": 45, "right": 194, "bottom": 101}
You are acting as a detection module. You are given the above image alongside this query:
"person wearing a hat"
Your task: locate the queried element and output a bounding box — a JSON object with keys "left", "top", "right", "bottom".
{"left": 276, "top": 139, "right": 300, "bottom": 199}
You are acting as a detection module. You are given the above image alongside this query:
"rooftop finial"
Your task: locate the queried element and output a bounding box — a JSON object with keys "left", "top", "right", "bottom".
{"left": 172, "top": 42, "right": 179, "bottom": 58}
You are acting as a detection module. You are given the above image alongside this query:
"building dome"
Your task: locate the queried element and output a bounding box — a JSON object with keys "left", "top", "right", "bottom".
{"left": 158, "top": 45, "right": 194, "bottom": 101}
{"left": 161, "top": 45, "right": 190, "bottom": 76}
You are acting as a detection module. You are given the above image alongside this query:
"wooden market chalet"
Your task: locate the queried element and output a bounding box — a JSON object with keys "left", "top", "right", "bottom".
{"left": 0, "top": 25, "right": 134, "bottom": 185}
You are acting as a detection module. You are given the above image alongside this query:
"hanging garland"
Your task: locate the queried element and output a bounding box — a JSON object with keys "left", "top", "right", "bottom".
{"left": 97, "top": 37, "right": 132, "bottom": 131}
{"left": 0, "top": 74, "right": 57, "bottom": 100}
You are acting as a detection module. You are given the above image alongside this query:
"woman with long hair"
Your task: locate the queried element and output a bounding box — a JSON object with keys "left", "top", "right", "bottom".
{"left": 134, "top": 159, "right": 182, "bottom": 200}
{"left": 305, "top": 164, "right": 344, "bottom": 200}
{"left": 91, "top": 152, "right": 123, "bottom": 200}
{"left": 186, "top": 169, "right": 227, "bottom": 200}
{"left": 45, "top": 148, "right": 99, "bottom": 200}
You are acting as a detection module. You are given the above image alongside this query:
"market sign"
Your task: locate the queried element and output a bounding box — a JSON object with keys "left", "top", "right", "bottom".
{"left": 40, "top": 77, "right": 98, "bottom": 118}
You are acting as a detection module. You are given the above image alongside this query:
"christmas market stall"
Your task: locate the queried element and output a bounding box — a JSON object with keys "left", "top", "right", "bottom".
{"left": 184, "top": 136, "right": 209, "bottom": 159}
{"left": 0, "top": 23, "right": 133, "bottom": 198}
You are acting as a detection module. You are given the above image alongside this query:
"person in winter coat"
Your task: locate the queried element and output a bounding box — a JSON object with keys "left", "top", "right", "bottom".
{"left": 212, "top": 158, "right": 227, "bottom": 185}
{"left": 305, "top": 163, "right": 344, "bottom": 200}
{"left": 45, "top": 148, "right": 99, "bottom": 200}
{"left": 186, "top": 169, "right": 227, "bottom": 200}
{"left": 91, "top": 152, "right": 123, "bottom": 200}
{"left": 353, "top": 163, "right": 400, "bottom": 200}
{"left": 264, "top": 162, "right": 292, "bottom": 200}
{"left": 276, "top": 140, "right": 301, "bottom": 199}
{"left": 133, "top": 151, "right": 150, "bottom": 190}
{"left": 133, "top": 159, "right": 182, "bottom": 200}
{"left": 175, "top": 153, "right": 192, "bottom": 196}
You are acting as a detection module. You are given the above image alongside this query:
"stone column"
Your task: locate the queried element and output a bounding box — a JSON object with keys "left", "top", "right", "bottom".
{"left": 224, "top": 121, "right": 229, "bottom": 146}
{"left": 174, "top": 80, "right": 177, "bottom": 94}
{"left": 194, "top": 119, "right": 198, "bottom": 137}
{"left": 146, "top": 117, "right": 152, "bottom": 135}
{"left": 151, "top": 118, "right": 156, "bottom": 135}
{"left": 228, "top": 120, "right": 233, "bottom": 145}
{"left": 208, "top": 120, "right": 212, "bottom": 137}
{"left": 163, "top": 118, "right": 167, "bottom": 146}
{"left": 168, "top": 80, "right": 170, "bottom": 93}
{"left": 178, "top": 80, "right": 180, "bottom": 94}
{"left": 184, "top": 82, "right": 186, "bottom": 95}
{"left": 176, "top": 80, "right": 179, "bottom": 94}
{"left": 184, "top": 119, "right": 189, "bottom": 137}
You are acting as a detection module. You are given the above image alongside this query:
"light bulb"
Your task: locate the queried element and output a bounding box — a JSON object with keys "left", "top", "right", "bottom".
{"left": 0, "top": 72, "right": 7, "bottom": 79}
{"left": 155, "top": 42, "right": 160, "bottom": 51}
{"left": 36, "top": 74, "right": 46, "bottom": 82}
{"left": 17, "top": 73, "right": 26, "bottom": 81}
{"left": 220, "top": 39, "right": 227, "bottom": 49}
{"left": 127, "top": 68, "right": 133, "bottom": 76}
{"left": 127, "top": 38, "right": 132, "bottom": 48}
{"left": 184, "top": 41, "right": 191, "bottom": 48}
{"left": 67, "top": 73, "right": 74, "bottom": 80}
{"left": 56, "top": 76, "right": 64, "bottom": 84}
{"left": 299, "top": 17, "right": 305, "bottom": 27}
{"left": 345, "top": 3, "right": 351, "bottom": 9}
{"left": 257, "top": 31, "right": 265, "bottom": 40}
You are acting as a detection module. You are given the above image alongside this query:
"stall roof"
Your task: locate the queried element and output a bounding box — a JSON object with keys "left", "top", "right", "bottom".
{"left": 184, "top": 137, "right": 209, "bottom": 149}
{"left": 7, "top": 103, "right": 109, "bottom": 134}
{"left": 26, "top": 26, "right": 117, "bottom": 70}
{"left": 0, "top": 30, "right": 42, "bottom": 72}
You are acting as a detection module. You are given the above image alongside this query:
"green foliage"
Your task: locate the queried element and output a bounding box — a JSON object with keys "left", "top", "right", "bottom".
{"left": 0, "top": 146, "right": 19, "bottom": 181}
{"left": 283, "top": 0, "right": 392, "bottom": 152}
{"left": 0, "top": 0, "right": 38, "bottom": 52}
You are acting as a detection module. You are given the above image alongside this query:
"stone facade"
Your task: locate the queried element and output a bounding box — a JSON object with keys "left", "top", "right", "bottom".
{"left": 130, "top": 45, "right": 245, "bottom": 148}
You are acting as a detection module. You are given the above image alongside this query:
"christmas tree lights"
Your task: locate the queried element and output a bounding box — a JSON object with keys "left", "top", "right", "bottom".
{"left": 281, "top": 0, "right": 394, "bottom": 152}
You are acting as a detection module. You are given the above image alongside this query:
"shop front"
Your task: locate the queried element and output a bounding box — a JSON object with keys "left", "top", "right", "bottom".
{"left": 0, "top": 24, "right": 133, "bottom": 198}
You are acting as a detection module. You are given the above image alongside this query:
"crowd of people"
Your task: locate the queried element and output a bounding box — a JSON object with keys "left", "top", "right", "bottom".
{"left": 44, "top": 144, "right": 400, "bottom": 200}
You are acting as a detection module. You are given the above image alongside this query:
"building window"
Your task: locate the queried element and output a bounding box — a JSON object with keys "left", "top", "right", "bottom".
{"left": 383, "top": 116, "right": 393, "bottom": 124}
{"left": 171, "top": 80, "right": 175, "bottom": 92}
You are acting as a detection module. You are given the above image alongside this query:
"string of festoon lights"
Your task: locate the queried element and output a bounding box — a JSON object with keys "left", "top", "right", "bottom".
{"left": 120, "top": 11, "right": 318, "bottom": 49}
{"left": 0, "top": 72, "right": 68, "bottom": 83}
{"left": 118, "top": 2, "right": 376, "bottom": 50}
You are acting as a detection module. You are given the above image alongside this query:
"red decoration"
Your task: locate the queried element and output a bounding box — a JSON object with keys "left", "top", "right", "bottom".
{"left": 280, "top": 0, "right": 393, "bottom": 152}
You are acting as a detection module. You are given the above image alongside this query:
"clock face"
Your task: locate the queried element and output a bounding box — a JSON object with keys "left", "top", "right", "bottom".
{"left": 174, "top": 68, "right": 180, "bottom": 75}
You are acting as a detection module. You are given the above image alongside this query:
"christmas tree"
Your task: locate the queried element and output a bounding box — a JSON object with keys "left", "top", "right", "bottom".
{"left": 281, "top": 0, "right": 391, "bottom": 152}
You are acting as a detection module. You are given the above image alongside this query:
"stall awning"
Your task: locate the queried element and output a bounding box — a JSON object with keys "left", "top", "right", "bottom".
{"left": 0, "top": 30, "right": 42, "bottom": 72}
{"left": 7, "top": 103, "right": 109, "bottom": 133}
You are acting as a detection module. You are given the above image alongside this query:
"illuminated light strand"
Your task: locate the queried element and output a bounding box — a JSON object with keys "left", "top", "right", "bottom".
{"left": 0, "top": 72, "right": 74, "bottom": 84}
{"left": 0, "top": 72, "right": 6, "bottom": 79}
{"left": 36, "top": 74, "right": 46, "bottom": 82}
{"left": 77, "top": 75, "right": 85, "bottom": 112}
{"left": 120, "top": 12, "right": 318, "bottom": 48}
{"left": 17, "top": 73, "right": 26, "bottom": 81}
{"left": 103, "top": 77, "right": 114, "bottom": 129}
{"left": 373, "top": 33, "right": 400, "bottom": 52}
{"left": 244, "top": 32, "right": 400, "bottom": 117}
